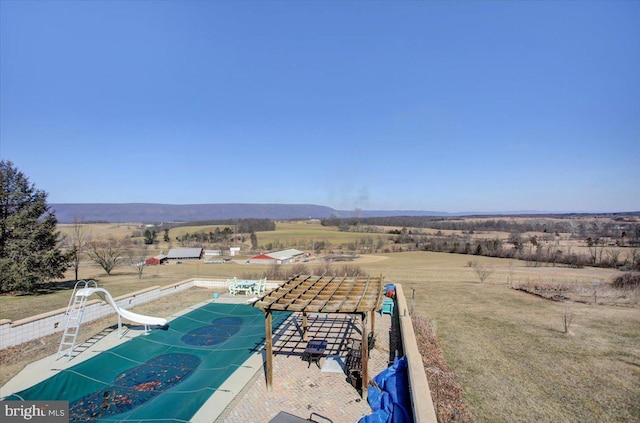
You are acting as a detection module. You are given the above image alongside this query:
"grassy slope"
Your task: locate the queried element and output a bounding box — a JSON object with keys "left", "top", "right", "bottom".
{"left": 359, "top": 252, "right": 639, "bottom": 422}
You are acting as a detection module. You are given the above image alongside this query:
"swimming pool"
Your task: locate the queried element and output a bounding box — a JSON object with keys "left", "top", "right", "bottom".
{"left": 5, "top": 302, "right": 290, "bottom": 422}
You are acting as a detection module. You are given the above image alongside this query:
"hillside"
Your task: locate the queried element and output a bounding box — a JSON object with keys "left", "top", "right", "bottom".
{"left": 50, "top": 203, "right": 637, "bottom": 223}
{"left": 50, "top": 203, "right": 456, "bottom": 223}
{"left": 50, "top": 203, "right": 339, "bottom": 223}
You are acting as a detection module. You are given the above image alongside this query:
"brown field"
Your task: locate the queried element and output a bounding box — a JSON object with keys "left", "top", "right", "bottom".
{"left": 57, "top": 223, "right": 143, "bottom": 241}
{"left": 357, "top": 252, "right": 639, "bottom": 421}
{"left": 3, "top": 221, "right": 639, "bottom": 421}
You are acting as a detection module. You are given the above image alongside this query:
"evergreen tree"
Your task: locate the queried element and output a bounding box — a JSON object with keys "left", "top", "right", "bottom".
{"left": 143, "top": 228, "right": 156, "bottom": 245}
{"left": 0, "top": 161, "right": 68, "bottom": 293}
{"left": 250, "top": 231, "right": 258, "bottom": 250}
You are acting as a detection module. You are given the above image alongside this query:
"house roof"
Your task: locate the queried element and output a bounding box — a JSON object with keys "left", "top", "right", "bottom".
{"left": 251, "top": 254, "right": 274, "bottom": 260}
{"left": 166, "top": 248, "right": 203, "bottom": 259}
{"left": 263, "top": 249, "right": 305, "bottom": 261}
{"left": 253, "top": 274, "right": 385, "bottom": 314}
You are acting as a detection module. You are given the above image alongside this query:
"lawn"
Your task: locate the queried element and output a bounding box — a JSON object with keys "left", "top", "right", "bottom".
{"left": 0, "top": 256, "right": 277, "bottom": 322}
{"left": 358, "top": 251, "right": 639, "bottom": 422}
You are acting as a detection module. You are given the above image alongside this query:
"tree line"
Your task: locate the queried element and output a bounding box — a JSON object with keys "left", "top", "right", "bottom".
{"left": 2, "top": 160, "right": 638, "bottom": 294}
{"left": 160, "top": 219, "right": 275, "bottom": 248}
{"left": 390, "top": 231, "right": 640, "bottom": 271}
{"left": 322, "top": 216, "right": 640, "bottom": 271}
{"left": 321, "top": 215, "right": 640, "bottom": 243}
{"left": 162, "top": 218, "right": 276, "bottom": 233}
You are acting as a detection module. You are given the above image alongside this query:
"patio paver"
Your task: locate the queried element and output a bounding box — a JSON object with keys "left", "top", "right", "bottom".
{"left": 218, "top": 310, "right": 398, "bottom": 423}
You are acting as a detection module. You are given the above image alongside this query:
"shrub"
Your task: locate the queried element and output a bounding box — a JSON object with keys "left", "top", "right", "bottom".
{"left": 340, "top": 264, "right": 361, "bottom": 277}
{"left": 611, "top": 272, "right": 640, "bottom": 289}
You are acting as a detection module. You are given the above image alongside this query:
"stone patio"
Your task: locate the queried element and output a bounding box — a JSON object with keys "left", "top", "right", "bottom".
{"left": 218, "top": 309, "right": 400, "bottom": 423}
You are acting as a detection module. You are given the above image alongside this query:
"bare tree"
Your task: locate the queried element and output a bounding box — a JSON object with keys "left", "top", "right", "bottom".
{"left": 588, "top": 238, "right": 605, "bottom": 265}
{"left": 126, "top": 248, "right": 148, "bottom": 279}
{"left": 470, "top": 260, "right": 493, "bottom": 283}
{"left": 562, "top": 306, "right": 574, "bottom": 334}
{"left": 376, "top": 236, "right": 385, "bottom": 252}
{"left": 250, "top": 231, "right": 258, "bottom": 250}
{"left": 87, "top": 238, "right": 124, "bottom": 275}
{"left": 68, "top": 217, "right": 88, "bottom": 281}
{"left": 606, "top": 248, "right": 622, "bottom": 268}
{"left": 508, "top": 231, "right": 524, "bottom": 252}
{"left": 567, "top": 219, "right": 579, "bottom": 238}
{"left": 629, "top": 248, "right": 640, "bottom": 271}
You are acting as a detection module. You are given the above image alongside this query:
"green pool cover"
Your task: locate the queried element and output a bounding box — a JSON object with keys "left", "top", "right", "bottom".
{"left": 5, "top": 302, "right": 290, "bottom": 422}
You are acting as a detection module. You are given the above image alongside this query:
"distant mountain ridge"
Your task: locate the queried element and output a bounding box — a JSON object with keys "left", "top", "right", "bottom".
{"left": 50, "top": 203, "right": 451, "bottom": 223}
{"left": 50, "top": 203, "right": 634, "bottom": 223}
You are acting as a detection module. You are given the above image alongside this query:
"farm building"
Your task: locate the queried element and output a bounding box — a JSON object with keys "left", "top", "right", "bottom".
{"left": 248, "top": 248, "right": 305, "bottom": 265}
{"left": 145, "top": 254, "right": 168, "bottom": 266}
{"left": 166, "top": 248, "right": 203, "bottom": 260}
{"left": 204, "top": 250, "right": 222, "bottom": 256}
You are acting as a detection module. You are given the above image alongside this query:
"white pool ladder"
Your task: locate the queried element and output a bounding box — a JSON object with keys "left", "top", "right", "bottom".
{"left": 56, "top": 280, "right": 97, "bottom": 361}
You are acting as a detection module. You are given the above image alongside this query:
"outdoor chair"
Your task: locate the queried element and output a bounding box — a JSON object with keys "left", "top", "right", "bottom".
{"left": 227, "top": 277, "right": 237, "bottom": 295}
{"left": 380, "top": 298, "right": 394, "bottom": 316}
{"left": 344, "top": 344, "right": 363, "bottom": 390}
{"left": 344, "top": 332, "right": 375, "bottom": 353}
{"left": 254, "top": 277, "right": 267, "bottom": 295}
{"left": 343, "top": 332, "right": 375, "bottom": 390}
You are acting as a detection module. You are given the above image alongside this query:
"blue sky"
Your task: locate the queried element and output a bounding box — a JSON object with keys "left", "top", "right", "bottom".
{"left": 1, "top": 1, "right": 638, "bottom": 213}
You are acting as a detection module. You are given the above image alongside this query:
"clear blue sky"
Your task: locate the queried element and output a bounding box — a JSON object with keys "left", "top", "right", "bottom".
{"left": 1, "top": 1, "right": 638, "bottom": 213}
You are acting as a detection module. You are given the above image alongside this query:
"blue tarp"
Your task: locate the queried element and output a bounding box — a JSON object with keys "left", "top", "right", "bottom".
{"left": 359, "top": 356, "right": 412, "bottom": 423}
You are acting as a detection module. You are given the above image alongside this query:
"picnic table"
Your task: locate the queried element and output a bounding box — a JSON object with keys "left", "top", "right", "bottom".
{"left": 302, "top": 339, "right": 327, "bottom": 368}
{"left": 234, "top": 280, "right": 256, "bottom": 295}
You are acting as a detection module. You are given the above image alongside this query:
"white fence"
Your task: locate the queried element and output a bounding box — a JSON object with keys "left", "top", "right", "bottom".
{"left": 0, "top": 278, "right": 279, "bottom": 350}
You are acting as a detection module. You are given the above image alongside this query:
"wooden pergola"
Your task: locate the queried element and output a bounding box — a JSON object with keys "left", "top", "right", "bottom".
{"left": 252, "top": 274, "right": 386, "bottom": 399}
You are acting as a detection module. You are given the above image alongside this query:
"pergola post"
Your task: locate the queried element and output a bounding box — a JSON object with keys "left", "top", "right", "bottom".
{"left": 370, "top": 308, "right": 376, "bottom": 335}
{"left": 265, "top": 309, "right": 273, "bottom": 391}
{"left": 361, "top": 313, "right": 369, "bottom": 401}
{"left": 302, "top": 311, "right": 308, "bottom": 341}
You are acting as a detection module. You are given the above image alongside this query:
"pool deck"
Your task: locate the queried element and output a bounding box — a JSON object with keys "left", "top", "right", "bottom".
{"left": 216, "top": 300, "right": 397, "bottom": 423}
{"left": 1, "top": 293, "right": 397, "bottom": 423}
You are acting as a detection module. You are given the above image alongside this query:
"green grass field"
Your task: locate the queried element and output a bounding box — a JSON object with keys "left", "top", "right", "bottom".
{"left": 3, "top": 223, "right": 639, "bottom": 421}
{"left": 152, "top": 221, "right": 384, "bottom": 245}
{"left": 245, "top": 221, "right": 386, "bottom": 251}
